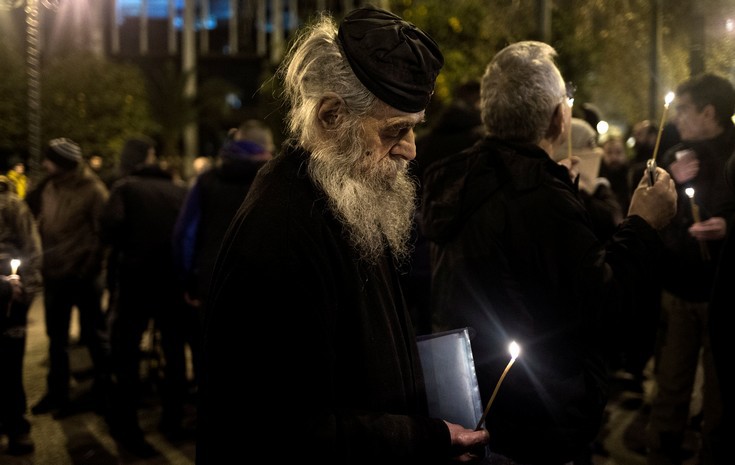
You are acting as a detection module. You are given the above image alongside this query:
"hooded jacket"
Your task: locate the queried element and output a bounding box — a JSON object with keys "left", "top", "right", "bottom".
{"left": 421, "top": 136, "right": 663, "bottom": 464}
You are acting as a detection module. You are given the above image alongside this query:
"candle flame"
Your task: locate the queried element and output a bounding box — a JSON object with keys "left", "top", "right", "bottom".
{"left": 664, "top": 91, "right": 675, "bottom": 107}
{"left": 10, "top": 258, "right": 21, "bottom": 275}
{"left": 508, "top": 341, "right": 520, "bottom": 360}
{"left": 685, "top": 187, "right": 695, "bottom": 199}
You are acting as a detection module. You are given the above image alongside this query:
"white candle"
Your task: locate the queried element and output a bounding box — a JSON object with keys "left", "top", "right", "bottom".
{"left": 651, "top": 92, "right": 675, "bottom": 163}
{"left": 476, "top": 341, "right": 521, "bottom": 430}
{"left": 685, "top": 187, "right": 710, "bottom": 261}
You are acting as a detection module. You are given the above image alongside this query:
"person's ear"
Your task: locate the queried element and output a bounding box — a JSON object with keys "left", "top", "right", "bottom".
{"left": 545, "top": 102, "right": 565, "bottom": 142}
{"left": 317, "top": 93, "right": 345, "bottom": 130}
{"left": 702, "top": 103, "right": 716, "bottom": 123}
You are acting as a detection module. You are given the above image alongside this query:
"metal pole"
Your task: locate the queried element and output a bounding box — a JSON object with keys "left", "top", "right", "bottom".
{"left": 168, "top": 0, "right": 177, "bottom": 55}
{"left": 26, "top": 0, "right": 42, "bottom": 176}
{"left": 536, "top": 0, "right": 551, "bottom": 43}
{"left": 690, "top": 4, "right": 705, "bottom": 76}
{"left": 183, "top": 0, "right": 198, "bottom": 174}
{"left": 228, "top": 0, "right": 238, "bottom": 54}
{"left": 111, "top": 0, "right": 120, "bottom": 54}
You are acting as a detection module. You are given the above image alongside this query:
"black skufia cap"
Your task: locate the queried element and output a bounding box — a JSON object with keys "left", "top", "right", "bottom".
{"left": 337, "top": 5, "right": 444, "bottom": 113}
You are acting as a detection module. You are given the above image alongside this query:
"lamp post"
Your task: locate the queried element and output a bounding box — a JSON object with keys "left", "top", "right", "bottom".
{"left": 0, "top": 0, "right": 61, "bottom": 177}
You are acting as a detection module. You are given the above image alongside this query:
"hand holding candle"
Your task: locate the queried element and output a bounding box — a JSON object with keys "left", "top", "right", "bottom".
{"left": 476, "top": 341, "right": 520, "bottom": 431}
{"left": 685, "top": 188, "right": 711, "bottom": 261}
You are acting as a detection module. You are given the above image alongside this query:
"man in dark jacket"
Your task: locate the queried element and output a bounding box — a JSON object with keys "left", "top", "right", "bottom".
{"left": 100, "top": 137, "right": 191, "bottom": 457}
{"left": 198, "top": 6, "right": 489, "bottom": 465}
{"left": 420, "top": 41, "right": 677, "bottom": 465}
{"left": 646, "top": 73, "right": 735, "bottom": 465}
{"left": 173, "top": 119, "right": 274, "bottom": 309}
{"left": 26, "top": 138, "right": 110, "bottom": 418}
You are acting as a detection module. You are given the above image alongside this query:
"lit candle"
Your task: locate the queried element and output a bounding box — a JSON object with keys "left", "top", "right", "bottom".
{"left": 475, "top": 341, "right": 521, "bottom": 430}
{"left": 685, "top": 188, "right": 700, "bottom": 223}
{"left": 685, "top": 188, "right": 710, "bottom": 261}
{"left": 567, "top": 97, "right": 574, "bottom": 159}
{"left": 647, "top": 92, "right": 675, "bottom": 186}
{"left": 10, "top": 258, "right": 21, "bottom": 276}
{"left": 652, "top": 92, "right": 675, "bottom": 163}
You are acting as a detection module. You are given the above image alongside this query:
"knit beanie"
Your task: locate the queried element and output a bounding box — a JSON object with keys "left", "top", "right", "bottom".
{"left": 46, "top": 138, "right": 83, "bottom": 170}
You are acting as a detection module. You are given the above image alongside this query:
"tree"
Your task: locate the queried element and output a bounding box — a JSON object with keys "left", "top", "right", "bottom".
{"left": 390, "top": 0, "right": 735, "bottom": 135}
{"left": 42, "top": 52, "right": 158, "bottom": 168}
{"left": 0, "top": 43, "right": 28, "bottom": 168}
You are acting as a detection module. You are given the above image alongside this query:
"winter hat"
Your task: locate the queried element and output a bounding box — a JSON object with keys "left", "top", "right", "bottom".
{"left": 45, "top": 138, "right": 83, "bottom": 170}
{"left": 337, "top": 6, "right": 444, "bottom": 113}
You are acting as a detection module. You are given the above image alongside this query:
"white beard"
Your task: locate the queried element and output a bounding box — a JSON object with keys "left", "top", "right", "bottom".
{"left": 307, "top": 122, "right": 416, "bottom": 264}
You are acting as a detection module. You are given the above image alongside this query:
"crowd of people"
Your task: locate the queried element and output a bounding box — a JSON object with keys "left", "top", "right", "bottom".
{"left": 1, "top": 5, "right": 734, "bottom": 465}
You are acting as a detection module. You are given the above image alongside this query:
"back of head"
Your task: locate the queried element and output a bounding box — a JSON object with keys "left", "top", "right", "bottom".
{"left": 45, "top": 137, "right": 83, "bottom": 171}
{"left": 120, "top": 136, "right": 155, "bottom": 175}
{"left": 553, "top": 117, "right": 599, "bottom": 162}
{"left": 480, "top": 41, "right": 566, "bottom": 144}
{"left": 676, "top": 73, "right": 735, "bottom": 128}
{"left": 234, "top": 119, "right": 275, "bottom": 154}
{"left": 278, "top": 6, "right": 443, "bottom": 147}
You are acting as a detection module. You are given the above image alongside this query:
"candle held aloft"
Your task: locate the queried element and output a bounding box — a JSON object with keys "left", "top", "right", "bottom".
{"left": 475, "top": 341, "right": 521, "bottom": 430}
{"left": 647, "top": 92, "right": 675, "bottom": 186}
{"left": 651, "top": 92, "right": 675, "bottom": 164}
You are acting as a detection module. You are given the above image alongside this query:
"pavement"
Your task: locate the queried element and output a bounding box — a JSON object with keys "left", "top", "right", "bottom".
{"left": 0, "top": 296, "right": 703, "bottom": 465}
{"left": 0, "top": 295, "right": 196, "bottom": 465}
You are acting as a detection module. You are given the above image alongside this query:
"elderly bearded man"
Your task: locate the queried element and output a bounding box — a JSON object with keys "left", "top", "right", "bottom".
{"left": 196, "top": 6, "right": 490, "bottom": 465}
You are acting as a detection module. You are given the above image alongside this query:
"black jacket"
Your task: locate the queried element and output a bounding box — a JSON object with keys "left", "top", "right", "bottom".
{"left": 421, "top": 136, "right": 663, "bottom": 464}
{"left": 658, "top": 124, "right": 735, "bottom": 301}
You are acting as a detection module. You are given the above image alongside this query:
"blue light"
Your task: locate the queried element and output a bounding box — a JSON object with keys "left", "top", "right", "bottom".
{"left": 118, "top": 0, "right": 230, "bottom": 20}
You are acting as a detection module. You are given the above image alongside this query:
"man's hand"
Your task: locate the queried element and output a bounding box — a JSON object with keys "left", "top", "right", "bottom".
{"left": 669, "top": 150, "right": 699, "bottom": 184}
{"left": 689, "top": 216, "right": 727, "bottom": 241}
{"left": 444, "top": 421, "right": 490, "bottom": 463}
{"left": 628, "top": 167, "right": 677, "bottom": 230}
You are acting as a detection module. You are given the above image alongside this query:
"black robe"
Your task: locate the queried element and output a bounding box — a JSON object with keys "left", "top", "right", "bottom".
{"left": 197, "top": 143, "right": 450, "bottom": 465}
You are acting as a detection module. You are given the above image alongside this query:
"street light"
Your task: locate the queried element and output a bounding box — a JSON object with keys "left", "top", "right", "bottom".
{"left": 0, "top": 0, "right": 61, "bottom": 176}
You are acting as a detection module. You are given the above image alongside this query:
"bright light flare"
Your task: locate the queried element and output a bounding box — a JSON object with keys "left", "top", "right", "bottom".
{"left": 509, "top": 341, "right": 520, "bottom": 360}
{"left": 665, "top": 91, "right": 675, "bottom": 107}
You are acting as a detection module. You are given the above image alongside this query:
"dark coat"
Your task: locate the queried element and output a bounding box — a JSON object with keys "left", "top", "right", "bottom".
{"left": 26, "top": 166, "right": 108, "bottom": 280}
{"left": 658, "top": 124, "right": 735, "bottom": 301}
{"left": 421, "top": 137, "right": 664, "bottom": 464}
{"left": 100, "top": 165, "right": 187, "bottom": 294}
{"left": 198, "top": 144, "right": 451, "bottom": 465}
{"left": 708, "top": 151, "right": 735, "bottom": 462}
{"left": 172, "top": 153, "right": 267, "bottom": 302}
